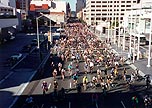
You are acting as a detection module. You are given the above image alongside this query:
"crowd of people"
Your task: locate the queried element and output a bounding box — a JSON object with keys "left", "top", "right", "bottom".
{"left": 39, "top": 22, "right": 151, "bottom": 107}
{"left": 41, "top": 22, "right": 132, "bottom": 93}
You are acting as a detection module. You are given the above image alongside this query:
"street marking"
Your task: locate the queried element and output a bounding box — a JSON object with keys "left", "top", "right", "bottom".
{"left": 41, "top": 104, "right": 44, "bottom": 108}
{"left": 8, "top": 71, "right": 37, "bottom": 108}
{"left": 95, "top": 102, "right": 98, "bottom": 108}
{"left": 10, "top": 54, "right": 27, "bottom": 70}
{"left": 121, "top": 101, "right": 126, "bottom": 108}
{"left": 0, "top": 71, "right": 13, "bottom": 84}
{"left": 70, "top": 82, "right": 72, "bottom": 89}
{"left": 69, "top": 102, "right": 71, "bottom": 108}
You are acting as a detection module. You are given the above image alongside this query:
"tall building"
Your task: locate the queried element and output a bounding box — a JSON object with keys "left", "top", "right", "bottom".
{"left": 85, "top": 0, "right": 139, "bottom": 26}
{"left": 16, "top": 0, "right": 31, "bottom": 15}
{"left": 30, "top": 0, "right": 70, "bottom": 24}
{"left": 76, "top": 0, "right": 86, "bottom": 13}
{"left": 0, "top": 0, "right": 18, "bottom": 44}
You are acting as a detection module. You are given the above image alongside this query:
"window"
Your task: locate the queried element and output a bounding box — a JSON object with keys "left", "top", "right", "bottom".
{"left": 91, "top": 9, "right": 95, "bottom": 11}
{"left": 96, "top": 1, "right": 101, "bottom": 3}
{"left": 96, "top": 13, "right": 101, "bottom": 16}
{"left": 126, "top": 5, "right": 131, "bottom": 7}
{"left": 91, "top": 13, "right": 95, "bottom": 15}
{"left": 96, "top": 9, "right": 101, "bottom": 12}
{"left": 121, "top": 1, "right": 125, "bottom": 3}
{"left": 127, "top": 1, "right": 131, "bottom": 3}
{"left": 109, "top": 5, "right": 112, "bottom": 7}
{"left": 133, "top": 1, "right": 136, "bottom": 3}
{"left": 91, "top": 1, "right": 95, "bottom": 3}
{"left": 102, "top": 13, "right": 107, "bottom": 15}
{"left": 102, "top": 17, "right": 106, "bottom": 21}
{"left": 114, "top": 5, "right": 119, "bottom": 7}
{"left": 121, "top": 9, "right": 125, "bottom": 11}
{"left": 121, "top": 5, "right": 125, "bottom": 7}
{"left": 96, "top": 5, "right": 101, "bottom": 7}
{"left": 91, "top": 5, "right": 95, "bottom": 7}
{"left": 102, "top": 1, "right": 107, "bottom": 3}
{"left": 102, "top": 5, "right": 107, "bottom": 7}
{"left": 102, "top": 9, "right": 107, "bottom": 11}
{"left": 91, "top": 18, "right": 94, "bottom": 20}
{"left": 126, "top": 9, "right": 131, "bottom": 11}
{"left": 96, "top": 17, "right": 101, "bottom": 20}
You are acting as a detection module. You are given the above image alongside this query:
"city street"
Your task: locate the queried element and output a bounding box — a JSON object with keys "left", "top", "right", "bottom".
{"left": 12, "top": 23, "right": 151, "bottom": 108}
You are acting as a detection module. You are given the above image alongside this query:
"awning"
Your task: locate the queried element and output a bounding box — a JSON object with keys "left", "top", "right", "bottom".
{"left": 0, "top": 3, "right": 13, "bottom": 9}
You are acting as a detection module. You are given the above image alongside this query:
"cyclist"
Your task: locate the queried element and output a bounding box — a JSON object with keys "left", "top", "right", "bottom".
{"left": 52, "top": 69, "right": 57, "bottom": 79}
{"left": 41, "top": 81, "right": 48, "bottom": 95}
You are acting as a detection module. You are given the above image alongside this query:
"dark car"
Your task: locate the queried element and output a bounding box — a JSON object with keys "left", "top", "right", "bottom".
{"left": 21, "top": 45, "right": 32, "bottom": 53}
{"left": 31, "top": 39, "right": 38, "bottom": 46}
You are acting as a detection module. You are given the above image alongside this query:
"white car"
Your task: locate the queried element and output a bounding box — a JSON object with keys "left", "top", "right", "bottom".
{"left": 10, "top": 53, "right": 22, "bottom": 60}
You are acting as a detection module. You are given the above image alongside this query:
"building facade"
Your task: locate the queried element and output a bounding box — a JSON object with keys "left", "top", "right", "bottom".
{"left": 0, "top": 0, "right": 18, "bottom": 44}
{"left": 124, "top": 0, "right": 152, "bottom": 41}
{"left": 30, "top": 0, "right": 70, "bottom": 23}
{"left": 76, "top": 0, "right": 86, "bottom": 13}
{"left": 16, "top": 0, "right": 31, "bottom": 15}
{"left": 85, "top": 0, "right": 139, "bottom": 26}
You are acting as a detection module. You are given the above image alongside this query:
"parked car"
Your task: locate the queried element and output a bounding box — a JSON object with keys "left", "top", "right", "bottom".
{"left": 31, "top": 39, "right": 43, "bottom": 46}
{"left": 21, "top": 45, "right": 32, "bottom": 53}
{"left": 10, "top": 53, "right": 22, "bottom": 61}
{"left": 31, "top": 39, "right": 38, "bottom": 46}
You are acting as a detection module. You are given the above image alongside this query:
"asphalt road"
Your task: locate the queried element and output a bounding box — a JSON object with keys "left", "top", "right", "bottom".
{"left": 1, "top": 27, "right": 151, "bottom": 108}
{"left": 0, "top": 33, "right": 31, "bottom": 80}
{"left": 12, "top": 50, "right": 148, "bottom": 108}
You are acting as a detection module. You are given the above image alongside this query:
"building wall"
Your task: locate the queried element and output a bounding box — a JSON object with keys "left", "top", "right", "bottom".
{"left": 16, "top": 0, "right": 30, "bottom": 15}
{"left": 30, "top": 0, "right": 67, "bottom": 23}
{"left": 0, "top": 0, "right": 18, "bottom": 44}
{"left": 85, "top": 0, "right": 139, "bottom": 26}
{"left": 30, "top": 0, "right": 67, "bottom": 14}
{"left": 76, "top": 0, "right": 85, "bottom": 13}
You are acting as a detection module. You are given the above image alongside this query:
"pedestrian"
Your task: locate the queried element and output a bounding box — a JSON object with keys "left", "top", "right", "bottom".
{"left": 123, "top": 68, "right": 127, "bottom": 81}
{"left": 131, "top": 96, "right": 139, "bottom": 108}
{"left": 83, "top": 76, "right": 88, "bottom": 91}
{"left": 144, "top": 95, "right": 151, "bottom": 108}
{"left": 68, "top": 62, "right": 73, "bottom": 76}
{"left": 58, "top": 62, "right": 62, "bottom": 72}
{"left": 52, "top": 69, "right": 57, "bottom": 79}
{"left": 53, "top": 80, "right": 58, "bottom": 92}
{"left": 61, "top": 68, "right": 65, "bottom": 80}
{"left": 92, "top": 76, "right": 98, "bottom": 88}
{"left": 41, "top": 81, "right": 48, "bottom": 95}
{"left": 145, "top": 75, "right": 151, "bottom": 89}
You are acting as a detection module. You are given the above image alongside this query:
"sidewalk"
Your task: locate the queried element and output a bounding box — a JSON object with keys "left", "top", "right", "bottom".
{"left": 94, "top": 31, "right": 152, "bottom": 84}
{"left": 110, "top": 43, "right": 152, "bottom": 85}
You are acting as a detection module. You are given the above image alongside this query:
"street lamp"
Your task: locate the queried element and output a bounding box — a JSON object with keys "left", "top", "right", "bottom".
{"left": 147, "top": 17, "right": 152, "bottom": 67}
{"left": 107, "top": 0, "right": 110, "bottom": 42}
{"left": 36, "top": 17, "right": 41, "bottom": 49}
{"left": 129, "top": 0, "right": 133, "bottom": 57}
{"left": 118, "top": 0, "right": 121, "bottom": 48}
{"left": 122, "top": 21, "right": 126, "bottom": 51}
